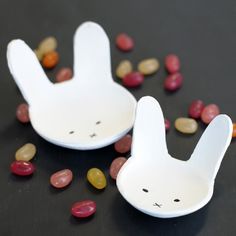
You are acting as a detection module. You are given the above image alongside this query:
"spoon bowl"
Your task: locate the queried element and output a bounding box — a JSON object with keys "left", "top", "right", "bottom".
{"left": 7, "top": 22, "right": 136, "bottom": 150}
{"left": 117, "top": 96, "right": 232, "bottom": 218}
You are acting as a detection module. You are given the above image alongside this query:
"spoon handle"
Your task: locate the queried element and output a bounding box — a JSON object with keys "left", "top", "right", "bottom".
{"left": 7, "top": 40, "right": 53, "bottom": 105}
{"left": 73, "top": 22, "right": 112, "bottom": 83}
{"left": 131, "top": 96, "right": 168, "bottom": 160}
{"left": 189, "top": 114, "right": 232, "bottom": 184}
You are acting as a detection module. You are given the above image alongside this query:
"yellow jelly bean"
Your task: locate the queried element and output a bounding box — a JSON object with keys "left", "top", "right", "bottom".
{"left": 116, "top": 60, "right": 133, "bottom": 79}
{"left": 175, "top": 117, "right": 198, "bottom": 134}
{"left": 15, "top": 143, "right": 36, "bottom": 161}
{"left": 87, "top": 168, "right": 107, "bottom": 189}
{"left": 38, "top": 36, "right": 57, "bottom": 55}
{"left": 138, "top": 58, "right": 160, "bottom": 75}
{"left": 34, "top": 48, "right": 44, "bottom": 61}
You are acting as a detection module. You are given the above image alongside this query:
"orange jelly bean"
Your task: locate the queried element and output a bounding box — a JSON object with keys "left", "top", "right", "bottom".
{"left": 42, "top": 51, "right": 59, "bottom": 69}
{"left": 232, "top": 123, "right": 236, "bottom": 138}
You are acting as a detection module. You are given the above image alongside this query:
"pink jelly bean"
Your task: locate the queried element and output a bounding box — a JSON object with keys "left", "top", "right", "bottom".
{"left": 188, "top": 100, "right": 205, "bottom": 119}
{"left": 201, "top": 104, "right": 220, "bottom": 124}
{"left": 116, "top": 33, "right": 134, "bottom": 51}
{"left": 123, "top": 72, "right": 144, "bottom": 88}
{"left": 165, "top": 54, "right": 180, "bottom": 74}
{"left": 164, "top": 73, "right": 183, "bottom": 91}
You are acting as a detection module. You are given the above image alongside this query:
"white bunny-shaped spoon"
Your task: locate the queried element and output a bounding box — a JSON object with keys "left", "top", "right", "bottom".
{"left": 7, "top": 22, "right": 136, "bottom": 150}
{"left": 117, "top": 96, "right": 232, "bottom": 218}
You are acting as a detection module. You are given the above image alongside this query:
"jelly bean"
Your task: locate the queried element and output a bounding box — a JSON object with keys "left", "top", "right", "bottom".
{"left": 116, "top": 33, "right": 134, "bottom": 51}
{"left": 15, "top": 143, "right": 36, "bottom": 162}
{"left": 165, "top": 118, "right": 170, "bottom": 131}
{"left": 55, "top": 67, "right": 73, "bottom": 83}
{"left": 109, "top": 157, "right": 127, "bottom": 180}
{"left": 11, "top": 161, "right": 35, "bottom": 176}
{"left": 175, "top": 117, "right": 198, "bottom": 134}
{"left": 165, "top": 54, "right": 180, "bottom": 74}
{"left": 87, "top": 168, "right": 106, "bottom": 189}
{"left": 114, "top": 134, "right": 132, "bottom": 153}
{"left": 34, "top": 49, "right": 44, "bottom": 61}
{"left": 123, "top": 72, "right": 144, "bottom": 88}
{"left": 201, "top": 104, "right": 220, "bottom": 124}
{"left": 137, "top": 58, "right": 160, "bottom": 75}
{"left": 232, "top": 123, "right": 236, "bottom": 138}
{"left": 38, "top": 36, "right": 57, "bottom": 55}
{"left": 116, "top": 60, "right": 133, "bottom": 79}
{"left": 164, "top": 73, "right": 183, "bottom": 91}
{"left": 50, "top": 169, "right": 73, "bottom": 188}
{"left": 188, "top": 100, "right": 205, "bottom": 119}
{"left": 71, "top": 200, "right": 96, "bottom": 218}
{"left": 42, "top": 51, "right": 59, "bottom": 69}
{"left": 16, "top": 103, "right": 30, "bottom": 123}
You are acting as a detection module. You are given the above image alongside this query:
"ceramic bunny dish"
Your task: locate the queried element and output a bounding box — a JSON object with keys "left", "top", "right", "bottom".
{"left": 7, "top": 22, "right": 136, "bottom": 150}
{"left": 117, "top": 96, "right": 232, "bottom": 218}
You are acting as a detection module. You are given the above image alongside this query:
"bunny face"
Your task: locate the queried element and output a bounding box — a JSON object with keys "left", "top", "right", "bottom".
{"left": 7, "top": 22, "right": 136, "bottom": 150}
{"left": 29, "top": 81, "right": 135, "bottom": 149}
{"left": 117, "top": 158, "right": 211, "bottom": 218}
{"left": 116, "top": 96, "right": 232, "bottom": 218}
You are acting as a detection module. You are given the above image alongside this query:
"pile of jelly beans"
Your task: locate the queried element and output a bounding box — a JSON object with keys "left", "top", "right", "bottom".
{"left": 174, "top": 100, "right": 221, "bottom": 134}
{"left": 10, "top": 134, "right": 131, "bottom": 218}
{"left": 11, "top": 143, "right": 36, "bottom": 176}
{"left": 115, "top": 33, "right": 183, "bottom": 92}
{"left": 115, "top": 33, "right": 235, "bottom": 136}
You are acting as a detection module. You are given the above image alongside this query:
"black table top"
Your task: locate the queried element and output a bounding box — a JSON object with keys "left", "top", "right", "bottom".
{"left": 0, "top": 0, "right": 236, "bottom": 235}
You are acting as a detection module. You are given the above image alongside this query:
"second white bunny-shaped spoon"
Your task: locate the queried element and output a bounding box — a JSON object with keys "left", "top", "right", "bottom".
{"left": 7, "top": 22, "right": 136, "bottom": 150}
{"left": 117, "top": 96, "right": 232, "bottom": 218}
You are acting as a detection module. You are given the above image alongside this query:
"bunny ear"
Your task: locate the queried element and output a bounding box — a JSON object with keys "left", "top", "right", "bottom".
{"left": 131, "top": 96, "right": 168, "bottom": 159}
{"left": 189, "top": 115, "right": 232, "bottom": 184}
{"left": 73, "top": 21, "right": 112, "bottom": 83}
{"left": 7, "top": 40, "right": 53, "bottom": 105}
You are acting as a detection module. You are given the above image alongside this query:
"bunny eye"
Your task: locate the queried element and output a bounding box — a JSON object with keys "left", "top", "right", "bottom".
{"left": 142, "top": 188, "right": 149, "bottom": 193}
{"left": 90, "top": 133, "right": 97, "bottom": 138}
{"left": 174, "top": 199, "right": 180, "bottom": 202}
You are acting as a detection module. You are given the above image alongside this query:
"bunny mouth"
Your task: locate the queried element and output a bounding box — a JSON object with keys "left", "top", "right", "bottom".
{"left": 153, "top": 203, "right": 162, "bottom": 208}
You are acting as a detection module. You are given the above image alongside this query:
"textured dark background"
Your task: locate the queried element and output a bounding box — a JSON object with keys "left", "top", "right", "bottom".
{"left": 0, "top": 0, "right": 236, "bottom": 235}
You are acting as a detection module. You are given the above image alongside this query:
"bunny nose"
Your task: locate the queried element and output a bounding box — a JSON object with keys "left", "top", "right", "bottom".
{"left": 153, "top": 203, "right": 162, "bottom": 208}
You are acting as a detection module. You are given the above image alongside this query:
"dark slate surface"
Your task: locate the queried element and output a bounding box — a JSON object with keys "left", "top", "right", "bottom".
{"left": 0, "top": 0, "right": 236, "bottom": 235}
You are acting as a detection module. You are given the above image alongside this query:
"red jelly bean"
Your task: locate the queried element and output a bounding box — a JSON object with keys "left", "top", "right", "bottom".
{"left": 55, "top": 67, "right": 73, "bottom": 83}
{"left": 188, "top": 100, "right": 205, "bottom": 119}
{"left": 114, "top": 134, "right": 132, "bottom": 153}
{"left": 10, "top": 161, "right": 35, "bottom": 176}
{"left": 201, "top": 104, "right": 220, "bottom": 124}
{"left": 165, "top": 54, "right": 180, "bottom": 74}
{"left": 71, "top": 200, "right": 96, "bottom": 218}
{"left": 165, "top": 118, "right": 170, "bottom": 131}
{"left": 122, "top": 72, "right": 144, "bottom": 88}
{"left": 116, "top": 33, "right": 134, "bottom": 51}
{"left": 164, "top": 73, "right": 183, "bottom": 91}
{"left": 16, "top": 103, "right": 30, "bottom": 123}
